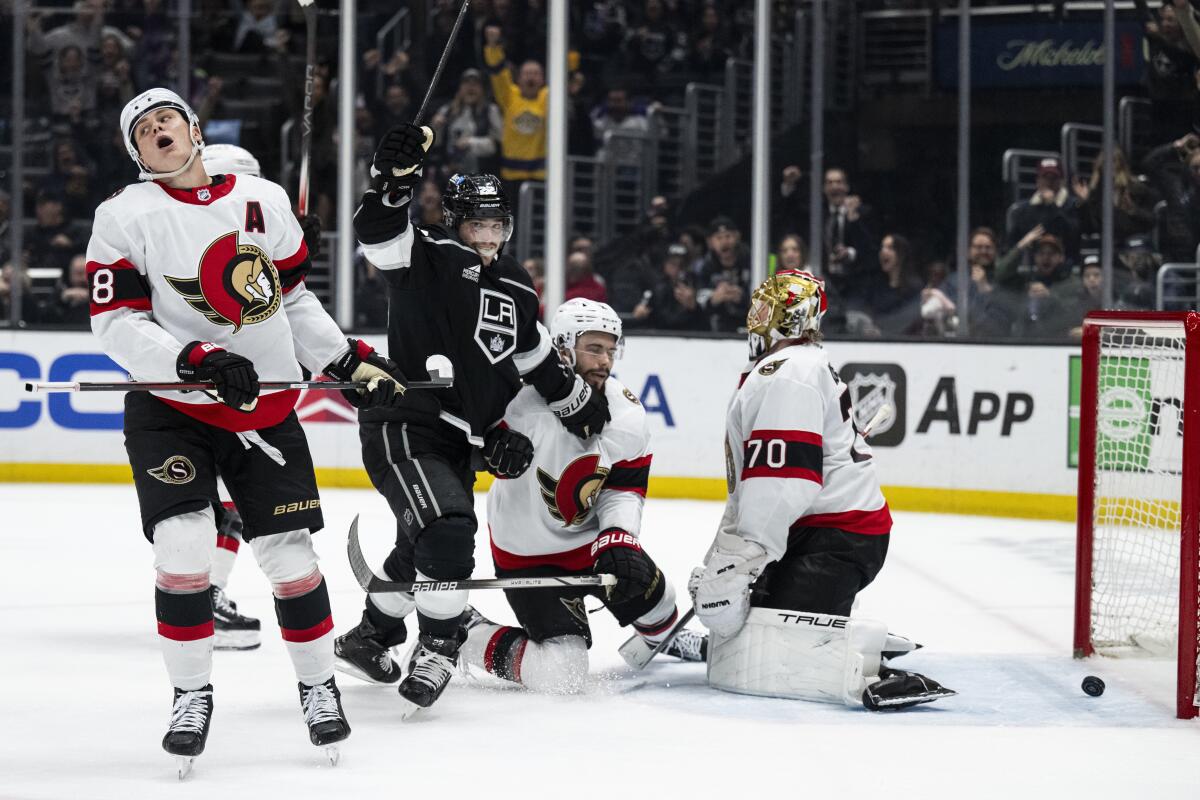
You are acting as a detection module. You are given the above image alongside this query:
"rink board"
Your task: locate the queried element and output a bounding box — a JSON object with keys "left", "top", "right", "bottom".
{"left": 0, "top": 330, "right": 1087, "bottom": 518}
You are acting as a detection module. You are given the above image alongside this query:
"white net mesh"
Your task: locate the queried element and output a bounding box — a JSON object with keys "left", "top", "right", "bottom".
{"left": 1089, "top": 324, "right": 1185, "bottom": 657}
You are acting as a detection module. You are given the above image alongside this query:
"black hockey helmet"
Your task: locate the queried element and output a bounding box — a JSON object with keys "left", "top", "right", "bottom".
{"left": 442, "top": 173, "right": 513, "bottom": 239}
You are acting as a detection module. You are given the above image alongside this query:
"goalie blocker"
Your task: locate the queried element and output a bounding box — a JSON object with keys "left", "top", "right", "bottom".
{"left": 707, "top": 608, "right": 954, "bottom": 710}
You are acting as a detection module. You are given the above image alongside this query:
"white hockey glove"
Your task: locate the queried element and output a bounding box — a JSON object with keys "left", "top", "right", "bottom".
{"left": 688, "top": 532, "right": 769, "bottom": 638}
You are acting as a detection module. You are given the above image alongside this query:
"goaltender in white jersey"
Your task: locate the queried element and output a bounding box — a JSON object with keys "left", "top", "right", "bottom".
{"left": 461, "top": 299, "right": 705, "bottom": 692}
{"left": 689, "top": 270, "right": 954, "bottom": 711}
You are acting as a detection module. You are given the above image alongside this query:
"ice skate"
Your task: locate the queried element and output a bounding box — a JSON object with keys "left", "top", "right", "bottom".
{"left": 162, "top": 684, "right": 213, "bottom": 780}
{"left": 397, "top": 631, "right": 463, "bottom": 719}
{"left": 210, "top": 586, "right": 261, "bottom": 651}
{"left": 862, "top": 667, "right": 956, "bottom": 711}
{"left": 334, "top": 612, "right": 401, "bottom": 685}
{"left": 299, "top": 676, "right": 351, "bottom": 765}
{"left": 663, "top": 628, "right": 708, "bottom": 662}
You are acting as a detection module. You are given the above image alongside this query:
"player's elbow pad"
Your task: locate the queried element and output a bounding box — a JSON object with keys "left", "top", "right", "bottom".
{"left": 524, "top": 352, "right": 574, "bottom": 402}
{"left": 354, "top": 191, "right": 411, "bottom": 245}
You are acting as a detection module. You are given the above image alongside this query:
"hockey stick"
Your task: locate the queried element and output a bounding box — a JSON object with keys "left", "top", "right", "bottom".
{"left": 347, "top": 515, "right": 617, "bottom": 593}
{"left": 412, "top": 0, "right": 471, "bottom": 126}
{"left": 618, "top": 607, "right": 697, "bottom": 670}
{"left": 862, "top": 403, "right": 894, "bottom": 438}
{"left": 24, "top": 378, "right": 452, "bottom": 393}
{"left": 295, "top": 0, "right": 317, "bottom": 217}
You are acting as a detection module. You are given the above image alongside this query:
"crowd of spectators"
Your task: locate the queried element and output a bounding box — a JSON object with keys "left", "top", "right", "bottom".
{"left": 4, "top": 0, "right": 1198, "bottom": 342}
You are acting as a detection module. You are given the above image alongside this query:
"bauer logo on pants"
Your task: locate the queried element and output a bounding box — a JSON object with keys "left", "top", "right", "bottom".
{"left": 147, "top": 455, "right": 196, "bottom": 485}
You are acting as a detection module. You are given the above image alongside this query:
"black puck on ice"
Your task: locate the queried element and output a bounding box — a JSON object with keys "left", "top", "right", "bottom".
{"left": 1082, "top": 675, "right": 1106, "bottom": 697}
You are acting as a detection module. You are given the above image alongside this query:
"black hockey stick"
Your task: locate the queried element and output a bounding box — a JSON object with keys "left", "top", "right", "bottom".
{"left": 296, "top": 0, "right": 317, "bottom": 217}
{"left": 412, "top": 0, "right": 471, "bottom": 126}
{"left": 347, "top": 515, "right": 616, "bottom": 593}
{"left": 24, "top": 378, "right": 452, "bottom": 393}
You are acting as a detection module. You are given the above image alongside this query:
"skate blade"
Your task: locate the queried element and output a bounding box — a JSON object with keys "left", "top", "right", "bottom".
{"left": 865, "top": 687, "right": 957, "bottom": 711}
{"left": 175, "top": 755, "right": 196, "bottom": 780}
{"left": 398, "top": 696, "right": 424, "bottom": 721}
{"left": 334, "top": 658, "right": 399, "bottom": 686}
{"left": 323, "top": 745, "right": 340, "bottom": 766}
{"left": 214, "top": 630, "right": 262, "bottom": 651}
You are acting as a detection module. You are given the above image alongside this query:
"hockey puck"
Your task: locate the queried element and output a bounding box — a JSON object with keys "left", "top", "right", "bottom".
{"left": 1081, "top": 675, "right": 1106, "bottom": 697}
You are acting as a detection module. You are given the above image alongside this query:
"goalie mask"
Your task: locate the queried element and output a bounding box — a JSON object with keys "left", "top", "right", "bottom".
{"left": 201, "top": 143, "right": 261, "bottom": 177}
{"left": 746, "top": 270, "right": 828, "bottom": 358}
{"left": 120, "top": 88, "right": 205, "bottom": 182}
{"left": 550, "top": 298, "right": 624, "bottom": 367}
{"left": 443, "top": 173, "right": 513, "bottom": 242}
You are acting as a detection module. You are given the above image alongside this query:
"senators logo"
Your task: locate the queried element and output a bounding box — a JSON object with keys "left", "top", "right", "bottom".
{"left": 166, "top": 231, "right": 281, "bottom": 331}
{"left": 537, "top": 454, "right": 610, "bottom": 526}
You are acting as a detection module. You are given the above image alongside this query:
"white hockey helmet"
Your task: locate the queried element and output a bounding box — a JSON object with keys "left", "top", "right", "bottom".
{"left": 746, "top": 270, "right": 828, "bottom": 358}
{"left": 201, "top": 143, "right": 261, "bottom": 177}
{"left": 120, "top": 88, "right": 205, "bottom": 181}
{"left": 550, "top": 298, "right": 624, "bottom": 365}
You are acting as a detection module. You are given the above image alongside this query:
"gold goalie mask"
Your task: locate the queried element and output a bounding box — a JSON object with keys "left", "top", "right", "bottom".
{"left": 746, "top": 270, "right": 828, "bottom": 358}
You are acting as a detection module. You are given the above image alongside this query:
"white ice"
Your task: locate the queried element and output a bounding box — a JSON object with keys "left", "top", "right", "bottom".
{"left": 1, "top": 484, "right": 1197, "bottom": 799}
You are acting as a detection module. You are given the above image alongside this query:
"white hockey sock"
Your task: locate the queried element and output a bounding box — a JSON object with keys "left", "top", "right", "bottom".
{"left": 463, "top": 624, "right": 588, "bottom": 694}
{"left": 632, "top": 580, "right": 679, "bottom": 646}
{"left": 210, "top": 535, "right": 239, "bottom": 590}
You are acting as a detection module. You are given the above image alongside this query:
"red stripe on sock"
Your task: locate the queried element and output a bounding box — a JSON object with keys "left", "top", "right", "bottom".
{"left": 636, "top": 608, "right": 679, "bottom": 638}
{"left": 216, "top": 533, "right": 240, "bottom": 553}
{"left": 483, "top": 626, "right": 509, "bottom": 675}
{"left": 158, "top": 620, "right": 214, "bottom": 641}
{"left": 280, "top": 615, "right": 333, "bottom": 643}
{"left": 512, "top": 637, "right": 528, "bottom": 684}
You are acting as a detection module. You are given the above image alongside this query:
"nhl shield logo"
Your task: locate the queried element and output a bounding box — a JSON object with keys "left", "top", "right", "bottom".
{"left": 197, "top": 188, "right": 211, "bottom": 202}
{"left": 840, "top": 362, "right": 907, "bottom": 447}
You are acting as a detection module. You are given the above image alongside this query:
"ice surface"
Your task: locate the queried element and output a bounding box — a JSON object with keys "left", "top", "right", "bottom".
{"left": 1, "top": 485, "right": 1197, "bottom": 798}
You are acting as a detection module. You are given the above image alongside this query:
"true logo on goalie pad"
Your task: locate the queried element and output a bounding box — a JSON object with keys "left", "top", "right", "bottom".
{"left": 147, "top": 455, "right": 196, "bottom": 485}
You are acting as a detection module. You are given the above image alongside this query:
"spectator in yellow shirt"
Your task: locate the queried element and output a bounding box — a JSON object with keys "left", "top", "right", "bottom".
{"left": 483, "top": 24, "right": 547, "bottom": 189}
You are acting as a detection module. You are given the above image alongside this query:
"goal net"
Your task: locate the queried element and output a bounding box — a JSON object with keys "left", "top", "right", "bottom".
{"left": 1074, "top": 312, "right": 1200, "bottom": 720}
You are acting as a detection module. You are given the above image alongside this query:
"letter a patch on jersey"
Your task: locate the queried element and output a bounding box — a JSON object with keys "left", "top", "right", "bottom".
{"left": 475, "top": 289, "right": 517, "bottom": 364}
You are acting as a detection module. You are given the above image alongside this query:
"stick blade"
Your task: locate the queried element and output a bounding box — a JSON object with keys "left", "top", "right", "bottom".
{"left": 618, "top": 608, "right": 697, "bottom": 671}
{"left": 346, "top": 515, "right": 383, "bottom": 593}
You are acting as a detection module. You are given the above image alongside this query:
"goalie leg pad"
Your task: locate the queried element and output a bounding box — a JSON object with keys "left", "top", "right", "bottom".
{"left": 707, "top": 607, "right": 887, "bottom": 706}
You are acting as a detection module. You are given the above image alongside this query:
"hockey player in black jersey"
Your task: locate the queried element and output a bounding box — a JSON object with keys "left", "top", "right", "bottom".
{"left": 334, "top": 123, "right": 610, "bottom": 716}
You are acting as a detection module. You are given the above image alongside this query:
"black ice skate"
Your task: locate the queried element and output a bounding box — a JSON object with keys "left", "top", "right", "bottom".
{"left": 664, "top": 628, "right": 708, "bottom": 662}
{"left": 162, "top": 684, "right": 213, "bottom": 780}
{"left": 299, "top": 676, "right": 351, "bottom": 765}
{"left": 397, "top": 631, "right": 464, "bottom": 719}
{"left": 210, "top": 586, "right": 261, "bottom": 651}
{"left": 334, "top": 613, "right": 401, "bottom": 685}
{"left": 862, "top": 667, "right": 957, "bottom": 711}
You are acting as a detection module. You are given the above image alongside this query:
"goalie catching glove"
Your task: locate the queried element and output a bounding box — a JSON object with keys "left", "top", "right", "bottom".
{"left": 177, "top": 341, "right": 259, "bottom": 411}
{"left": 688, "top": 531, "right": 769, "bottom": 637}
{"left": 370, "top": 123, "right": 434, "bottom": 198}
{"left": 324, "top": 338, "right": 407, "bottom": 409}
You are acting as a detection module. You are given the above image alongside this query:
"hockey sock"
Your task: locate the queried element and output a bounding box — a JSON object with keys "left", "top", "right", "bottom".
{"left": 413, "top": 571, "right": 468, "bottom": 640}
{"left": 155, "top": 579, "right": 214, "bottom": 690}
{"left": 633, "top": 605, "right": 680, "bottom": 647}
{"left": 273, "top": 571, "right": 335, "bottom": 686}
{"left": 210, "top": 530, "right": 240, "bottom": 590}
{"left": 462, "top": 625, "right": 588, "bottom": 694}
{"left": 462, "top": 621, "right": 525, "bottom": 682}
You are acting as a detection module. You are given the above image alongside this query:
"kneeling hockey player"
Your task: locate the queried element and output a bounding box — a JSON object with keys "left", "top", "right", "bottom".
{"left": 688, "top": 270, "right": 954, "bottom": 710}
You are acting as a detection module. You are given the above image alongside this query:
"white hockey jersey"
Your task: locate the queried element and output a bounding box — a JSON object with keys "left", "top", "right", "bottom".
{"left": 719, "top": 342, "right": 891, "bottom": 563}
{"left": 85, "top": 175, "right": 347, "bottom": 431}
{"left": 487, "top": 378, "right": 652, "bottom": 570}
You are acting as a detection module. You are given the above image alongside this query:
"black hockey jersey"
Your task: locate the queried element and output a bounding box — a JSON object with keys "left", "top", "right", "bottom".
{"left": 355, "top": 198, "right": 555, "bottom": 445}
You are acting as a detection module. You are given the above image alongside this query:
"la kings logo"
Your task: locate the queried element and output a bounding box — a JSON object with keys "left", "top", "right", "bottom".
{"left": 166, "top": 231, "right": 282, "bottom": 332}
{"left": 475, "top": 289, "right": 517, "bottom": 364}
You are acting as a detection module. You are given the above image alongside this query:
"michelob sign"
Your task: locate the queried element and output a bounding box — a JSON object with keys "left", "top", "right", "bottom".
{"left": 936, "top": 19, "right": 1144, "bottom": 89}
{"left": 1067, "top": 354, "right": 1184, "bottom": 474}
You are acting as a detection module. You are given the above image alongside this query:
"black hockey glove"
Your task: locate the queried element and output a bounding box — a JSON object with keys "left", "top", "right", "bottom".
{"left": 177, "top": 341, "right": 260, "bottom": 411}
{"left": 549, "top": 374, "right": 610, "bottom": 439}
{"left": 298, "top": 213, "right": 322, "bottom": 260}
{"left": 324, "top": 338, "right": 408, "bottom": 409}
{"left": 370, "top": 123, "right": 435, "bottom": 196}
{"left": 593, "top": 533, "right": 658, "bottom": 606}
{"left": 481, "top": 425, "right": 535, "bottom": 479}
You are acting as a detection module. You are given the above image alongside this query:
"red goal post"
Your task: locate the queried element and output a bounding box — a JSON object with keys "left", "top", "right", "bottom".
{"left": 1073, "top": 311, "right": 1200, "bottom": 719}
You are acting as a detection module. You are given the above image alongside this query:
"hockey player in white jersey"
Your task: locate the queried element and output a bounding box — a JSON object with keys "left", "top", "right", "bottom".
{"left": 688, "top": 270, "right": 954, "bottom": 710}
{"left": 459, "top": 299, "right": 705, "bottom": 693}
{"left": 87, "top": 88, "right": 408, "bottom": 774}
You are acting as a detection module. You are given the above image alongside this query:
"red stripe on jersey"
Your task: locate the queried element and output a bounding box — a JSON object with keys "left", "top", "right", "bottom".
{"left": 157, "top": 389, "right": 299, "bottom": 433}
{"left": 154, "top": 175, "right": 237, "bottom": 205}
{"left": 741, "top": 465, "right": 822, "bottom": 483}
{"left": 280, "top": 615, "right": 333, "bottom": 643}
{"left": 605, "top": 484, "right": 647, "bottom": 496}
{"left": 746, "top": 429, "right": 823, "bottom": 446}
{"left": 87, "top": 257, "right": 138, "bottom": 272}
{"left": 216, "top": 533, "right": 240, "bottom": 553}
{"left": 612, "top": 454, "right": 652, "bottom": 470}
{"left": 89, "top": 296, "right": 152, "bottom": 316}
{"left": 158, "top": 620, "right": 214, "bottom": 642}
{"left": 795, "top": 504, "right": 893, "bottom": 536}
{"left": 276, "top": 240, "right": 309, "bottom": 270}
{"left": 491, "top": 536, "right": 598, "bottom": 572}
{"left": 87, "top": 258, "right": 153, "bottom": 316}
